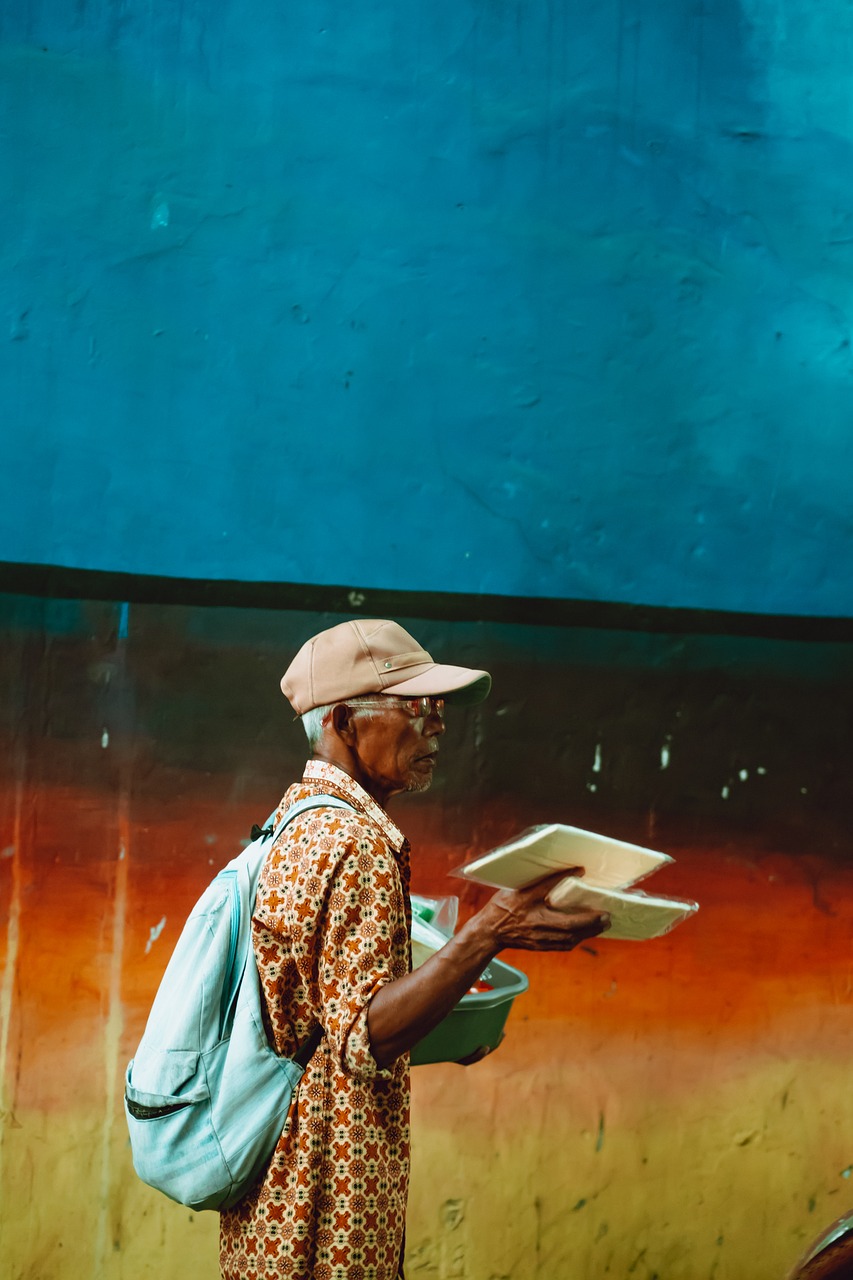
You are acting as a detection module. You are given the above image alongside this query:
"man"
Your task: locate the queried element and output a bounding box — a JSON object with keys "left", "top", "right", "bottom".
{"left": 219, "top": 618, "right": 608, "bottom": 1280}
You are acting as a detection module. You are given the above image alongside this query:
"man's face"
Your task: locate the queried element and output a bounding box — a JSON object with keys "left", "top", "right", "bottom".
{"left": 348, "top": 698, "right": 446, "bottom": 801}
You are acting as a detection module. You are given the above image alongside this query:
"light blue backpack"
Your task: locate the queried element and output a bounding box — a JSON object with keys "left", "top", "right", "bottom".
{"left": 124, "top": 794, "right": 354, "bottom": 1211}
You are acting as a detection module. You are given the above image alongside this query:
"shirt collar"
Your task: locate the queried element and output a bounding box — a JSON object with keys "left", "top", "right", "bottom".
{"left": 302, "top": 759, "right": 407, "bottom": 852}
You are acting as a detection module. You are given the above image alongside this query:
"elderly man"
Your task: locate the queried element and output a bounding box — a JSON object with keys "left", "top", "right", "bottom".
{"left": 219, "top": 619, "right": 608, "bottom": 1280}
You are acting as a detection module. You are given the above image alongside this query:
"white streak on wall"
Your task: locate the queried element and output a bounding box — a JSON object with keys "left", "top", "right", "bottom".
{"left": 661, "top": 741, "right": 671, "bottom": 770}
{"left": 145, "top": 917, "right": 167, "bottom": 954}
{"left": 94, "top": 795, "right": 130, "bottom": 1272}
{"left": 101, "top": 730, "right": 109, "bottom": 749}
{"left": 0, "top": 778, "right": 24, "bottom": 1184}
{"left": 592, "top": 743, "right": 602, "bottom": 773}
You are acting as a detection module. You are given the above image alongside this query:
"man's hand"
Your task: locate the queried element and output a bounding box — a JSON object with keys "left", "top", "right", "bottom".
{"left": 454, "top": 1034, "right": 504, "bottom": 1067}
{"left": 477, "top": 870, "right": 609, "bottom": 952}
{"left": 368, "top": 871, "right": 607, "bottom": 1068}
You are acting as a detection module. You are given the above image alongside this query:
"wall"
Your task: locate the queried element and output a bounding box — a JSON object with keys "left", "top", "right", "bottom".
{"left": 1, "top": 593, "right": 851, "bottom": 1279}
{"left": 1, "top": 0, "right": 852, "bottom": 613}
{"left": 2, "top": 1, "right": 852, "bottom": 1277}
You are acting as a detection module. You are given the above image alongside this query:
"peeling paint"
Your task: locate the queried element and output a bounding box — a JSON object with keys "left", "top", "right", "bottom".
{"left": 150, "top": 200, "right": 169, "bottom": 230}
{"left": 144, "top": 917, "right": 167, "bottom": 955}
{"left": 440, "top": 1199, "right": 466, "bottom": 1232}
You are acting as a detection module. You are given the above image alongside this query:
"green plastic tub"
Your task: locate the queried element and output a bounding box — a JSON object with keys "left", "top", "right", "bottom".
{"left": 409, "top": 953, "right": 529, "bottom": 1066}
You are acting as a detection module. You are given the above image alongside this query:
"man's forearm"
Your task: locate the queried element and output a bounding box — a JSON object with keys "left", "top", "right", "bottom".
{"left": 367, "top": 909, "right": 500, "bottom": 1069}
{"left": 366, "top": 879, "right": 609, "bottom": 1069}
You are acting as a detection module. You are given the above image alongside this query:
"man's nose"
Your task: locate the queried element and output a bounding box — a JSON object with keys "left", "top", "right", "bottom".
{"left": 424, "top": 712, "right": 446, "bottom": 736}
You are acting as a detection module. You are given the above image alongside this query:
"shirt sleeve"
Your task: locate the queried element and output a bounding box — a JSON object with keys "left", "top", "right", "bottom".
{"left": 314, "top": 822, "right": 410, "bottom": 1080}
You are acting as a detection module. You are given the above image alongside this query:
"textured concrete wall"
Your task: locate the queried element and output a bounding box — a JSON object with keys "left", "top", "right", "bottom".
{"left": 1, "top": 0, "right": 851, "bottom": 613}
{"left": 1, "top": 3, "right": 852, "bottom": 1277}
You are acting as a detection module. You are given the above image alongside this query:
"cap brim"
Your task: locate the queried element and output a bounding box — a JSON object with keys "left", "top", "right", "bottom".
{"left": 383, "top": 664, "right": 492, "bottom": 706}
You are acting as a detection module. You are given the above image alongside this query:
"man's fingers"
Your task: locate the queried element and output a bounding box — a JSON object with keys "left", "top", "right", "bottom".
{"left": 525, "top": 867, "right": 585, "bottom": 893}
{"left": 455, "top": 1032, "right": 506, "bottom": 1066}
{"left": 485, "top": 886, "right": 609, "bottom": 951}
{"left": 544, "top": 905, "right": 608, "bottom": 931}
{"left": 455, "top": 1045, "right": 491, "bottom": 1066}
{"left": 535, "top": 907, "right": 610, "bottom": 949}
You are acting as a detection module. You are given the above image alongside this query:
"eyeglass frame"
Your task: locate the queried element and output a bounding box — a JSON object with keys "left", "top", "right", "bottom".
{"left": 336, "top": 694, "right": 446, "bottom": 721}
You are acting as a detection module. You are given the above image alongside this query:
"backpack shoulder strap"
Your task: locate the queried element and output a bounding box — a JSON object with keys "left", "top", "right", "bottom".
{"left": 242, "top": 792, "right": 357, "bottom": 1066}
{"left": 272, "top": 792, "right": 356, "bottom": 842}
{"left": 249, "top": 793, "right": 356, "bottom": 846}
{"left": 241, "top": 793, "right": 357, "bottom": 925}
{"left": 240, "top": 793, "right": 353, "bottom": 896}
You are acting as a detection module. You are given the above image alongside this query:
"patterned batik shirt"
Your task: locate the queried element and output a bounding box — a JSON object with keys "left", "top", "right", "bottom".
{"left": 219, "top": 761, "right": 412, "bottom": 1280}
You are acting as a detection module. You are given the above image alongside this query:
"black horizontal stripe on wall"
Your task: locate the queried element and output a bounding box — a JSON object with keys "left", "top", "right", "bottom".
{"left": 1, "top": 559, "right": 851, "bottom": 642}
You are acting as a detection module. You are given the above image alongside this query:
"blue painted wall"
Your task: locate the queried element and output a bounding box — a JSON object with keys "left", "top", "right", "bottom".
{"left": 1, "top": 0, "right": 851, "bottom": 614}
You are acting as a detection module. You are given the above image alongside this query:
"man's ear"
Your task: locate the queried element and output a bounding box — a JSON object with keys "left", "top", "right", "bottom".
{"left": 330, "top": 703, "right": 356, "bottom": 744}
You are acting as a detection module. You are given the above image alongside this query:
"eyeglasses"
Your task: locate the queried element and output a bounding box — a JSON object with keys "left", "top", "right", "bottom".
{"left": 343, "top": 695, "right": 446, "bottom": 720}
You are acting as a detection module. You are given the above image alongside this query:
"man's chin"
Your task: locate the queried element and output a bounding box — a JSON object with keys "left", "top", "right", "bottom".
{"left": 406, "top": 774, "right": 434, "bottom": 794}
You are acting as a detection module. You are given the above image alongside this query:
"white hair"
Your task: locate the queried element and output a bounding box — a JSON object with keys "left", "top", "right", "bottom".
{"left": 301, "top": 699, "right": 382, "bottom": 747}
{"left": 301, "top": 704, "right": 334, "bottom": 748}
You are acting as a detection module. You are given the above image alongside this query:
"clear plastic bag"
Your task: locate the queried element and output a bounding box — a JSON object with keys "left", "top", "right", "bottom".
{"left": 410, "top": 893, "right": 459, "bottom": 939}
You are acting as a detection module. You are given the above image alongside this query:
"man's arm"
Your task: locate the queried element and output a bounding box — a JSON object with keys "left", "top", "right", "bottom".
{"left": 367, "top": 873, "right": 608, "bottom": 1069}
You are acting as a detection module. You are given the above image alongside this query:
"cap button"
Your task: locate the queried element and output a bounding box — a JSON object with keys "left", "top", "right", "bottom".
{"left": 384, "top": 661, "right": 392, "bottom": 669}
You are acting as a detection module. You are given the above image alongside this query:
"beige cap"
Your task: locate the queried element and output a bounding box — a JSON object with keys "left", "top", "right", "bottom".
{"left": 280, "top": 618, "right": 492, "bottom": 715}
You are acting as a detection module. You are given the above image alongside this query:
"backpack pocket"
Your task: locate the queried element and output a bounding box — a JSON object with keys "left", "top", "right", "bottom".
{"left": 125, "top": 1054, "right": 228, "bottom": 1210}
{"left": 125, "top": 1050, "right": 207, "bottom": 1109}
